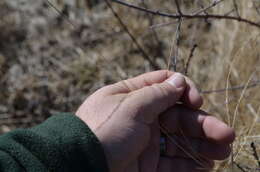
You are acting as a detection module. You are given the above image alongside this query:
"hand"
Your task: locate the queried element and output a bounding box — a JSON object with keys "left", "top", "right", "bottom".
{"left": 76, "top": 70, "right": 235, "bottom": 172}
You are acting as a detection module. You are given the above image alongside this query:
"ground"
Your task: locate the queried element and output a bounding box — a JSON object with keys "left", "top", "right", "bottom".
{"left": 0, "top": 0, "right": 260, "bottom": 171}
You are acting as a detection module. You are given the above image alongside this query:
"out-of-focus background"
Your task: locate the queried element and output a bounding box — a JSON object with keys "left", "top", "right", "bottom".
{"left": 0, "top": 0, "right": 260, "bottom": 171}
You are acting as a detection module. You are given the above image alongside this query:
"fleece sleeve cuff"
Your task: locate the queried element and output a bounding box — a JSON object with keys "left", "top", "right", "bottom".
{"left": 30, "top": 113, "right": 109, "bottom": 171}
{"left": 0, "top": 113, "right": 109, "bottom": 172}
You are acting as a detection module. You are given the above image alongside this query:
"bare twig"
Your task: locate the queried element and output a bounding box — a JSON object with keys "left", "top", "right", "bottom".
{"left": 253, "top": 2, "right": 260, "bottom": 16}
{"left": 47, "top": 0, "right": 160, "bottom": 69}
{"left": 111, "top": 0, "right": 260, "bottom": 29}
{"left": 173, "top": 18, "right": 182, "bottom": 71}
{"left": 234, "top": 162, "right": 247, "bottom": 172}
{"left": 171, "top": 0, "right": 183, "bottom": 71}
{"left": 167, "top": 32, "right": 175, "bottom": 70}
{"left": 201, "top": 80, "right": 260, "bottom": 94}
{"left": 232, "top": 143, "right": 234, "bottom": 172}
{"left": 232, "top": 0, "right": 240, "bottom": 17}
{"left": 141, "top": 0, "right": 167, "bottom": 62}
{"left": 251, "top": 142, "right": 260, "bottom": 167}
{"left": 45, "top": 0, "right": 77, "bottom": 28}
{"left": 167, "top": 18, "right": 182, "bottom": 71}
{"left": 195, "top": 1, "right": 212, "bottom": 25}
{"left": 192, "top": 0, "right": 224, "bottom": 15}
{"left": 225, "top": 9, "right": 236, "bottom": 16}
{"left": 185, "top": 44, "right": 197, "bottom": 75}
{"left": 174, "top": 0, "right": 182, "bottom": 15}
{"left": 105, "top": 0, "right": 160, "bottom": 70}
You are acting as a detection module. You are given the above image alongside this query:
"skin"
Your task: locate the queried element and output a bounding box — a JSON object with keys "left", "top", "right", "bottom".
{"left": 76, "top": 70, "right": 235, "bottom": 172}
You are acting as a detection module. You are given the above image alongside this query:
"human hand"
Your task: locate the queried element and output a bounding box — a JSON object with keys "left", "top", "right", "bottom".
{"left": 76, "top": 70, "right": 235, "bottom": 172}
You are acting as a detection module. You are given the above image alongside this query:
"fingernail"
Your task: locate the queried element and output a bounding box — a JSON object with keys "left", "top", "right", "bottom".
{"left": 166, "top": 73, "right": 185, "bottom": 88}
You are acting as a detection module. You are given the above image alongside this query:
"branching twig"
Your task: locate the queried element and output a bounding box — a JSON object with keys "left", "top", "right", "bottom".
{"left": 111, "top": 0, "right": 260, "bottom": 29}
{"left": 47, "top": 0, "right": 160, "bottom": 70}
{"left": 105, "top": 0, "right": 160, "bottom": 70}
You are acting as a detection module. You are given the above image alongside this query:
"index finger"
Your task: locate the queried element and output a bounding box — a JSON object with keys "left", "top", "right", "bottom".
{"left": 102, "top": 70, "right": 203, "bottom": 109}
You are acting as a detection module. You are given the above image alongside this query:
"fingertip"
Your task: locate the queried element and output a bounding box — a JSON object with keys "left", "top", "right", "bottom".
{"left": 222, "top": 126, "right": 236, "bottom": 144}
{"left": 185, "top": 86, "right": 203, "bottom": 109}
{"left": 166, "top": 73, "right": 186, "bottom": 89}
{"left": 182, "top": 77, "right": 203, "bottom": 109}
{"left": 215, "top": 121, "right": 235, "bottom": 144}
{"left": 191, "top": 87, "right": 203, "bottom": 108}
{"left": 203, "top": 116, "right": 236, "bottom": 145}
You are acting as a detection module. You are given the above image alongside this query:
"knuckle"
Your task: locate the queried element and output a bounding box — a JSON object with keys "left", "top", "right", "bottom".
{"left": 151, "top": 83, "right": 173, "bottom": 107}
{"left": 120, "top": 80, "right": 137, "bottom": 92}
{"left": 151, "top": 83, "right": 169, "bottom": 98}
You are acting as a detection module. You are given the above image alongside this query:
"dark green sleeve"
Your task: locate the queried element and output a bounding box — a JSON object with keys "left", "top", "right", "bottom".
{"left": 0, "top": 113, "right": 109, "bottom": 172}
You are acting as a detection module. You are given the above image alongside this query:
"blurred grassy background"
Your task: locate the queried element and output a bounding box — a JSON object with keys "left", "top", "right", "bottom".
{"left": 0, "top": 0, "right": 260, "bottom": 171}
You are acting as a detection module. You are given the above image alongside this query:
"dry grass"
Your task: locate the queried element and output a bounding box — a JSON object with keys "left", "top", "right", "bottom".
{"left": 0, "top": 0, "right": 260, "bottom": 171}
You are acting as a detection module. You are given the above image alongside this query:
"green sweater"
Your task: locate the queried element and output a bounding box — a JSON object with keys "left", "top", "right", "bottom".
{"left": 0, "top": 113, "right": 109, "bottom": 172}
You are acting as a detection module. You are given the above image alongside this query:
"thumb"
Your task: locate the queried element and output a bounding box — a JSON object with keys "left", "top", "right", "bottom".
{"left": 125, "top": 73, "right": 186, "bottom": 124}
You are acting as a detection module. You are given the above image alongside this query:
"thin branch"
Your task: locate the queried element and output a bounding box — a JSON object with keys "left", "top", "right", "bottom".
{"left": 232, "top": 0, "right": 240, "bottom": 17}
{"left": 141, "top": 0, "right": 167, "bottom": 62}
{"left": 174, "top": 0, "right": 182, "bottom": 15}
{"left": 167, "top": 32, "right": 175, "bottom": 70}
{"left": 173, "top": 18, "right": 182, "bottom": 71}
{"left": 196, "top": 2, "right": 212, "bottom": 25}
{"left": 253, "top": 2, "right": 260, "bottom": 16}
{"left": 234, "top": 162, "right": 247, "bottom": 172}
{"left": 47, "top": 0, "right": 160, "bottom": 70}
{"left": 104, "top": 0, "right": 160, "bottom": 70}
{"left": 185, "top": 44, "right": 197, "bottom": 75}
{"left": 111, "top": 0, "right": 260, "bottom": 29}
{"left": 225, "top": 8, "right": 236, "bottom": 16}
{"left": 45, "top": 0, "right": 77, "bottom": 28}
{"left": 251, "top": 142, "right": 260, "bottom": 167}
{"left": 167, "top": 19, "right": 182, "bottom": 71}
{"left": 192, "top": 0, "right": 224, "bottom": 15}
{"left": 201, "top": 80, "right": 260, "bottom": 94}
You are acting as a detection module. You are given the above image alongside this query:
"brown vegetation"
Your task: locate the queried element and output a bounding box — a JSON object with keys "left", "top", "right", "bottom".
{"left": 0, "top": 0, "right": 260, "bottom": 171}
